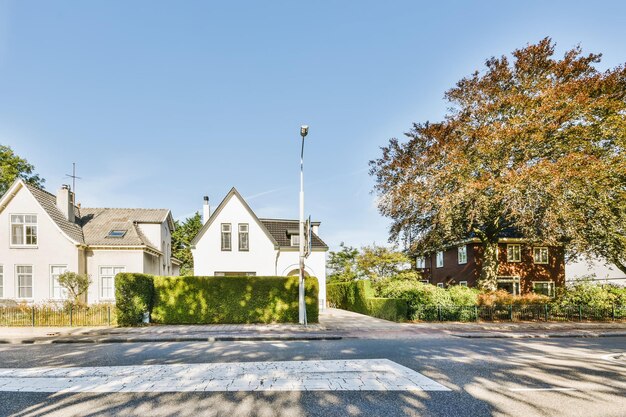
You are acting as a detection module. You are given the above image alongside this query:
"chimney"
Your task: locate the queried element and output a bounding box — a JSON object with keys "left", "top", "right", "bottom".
{"left": 57, "top": 185, "right": 75, "bottom": 222}
{"left": 202, "top": 196, "right": 210, "bottom": 224}
{"left": 312, "top": 222, "right": 319, "bottom": 235}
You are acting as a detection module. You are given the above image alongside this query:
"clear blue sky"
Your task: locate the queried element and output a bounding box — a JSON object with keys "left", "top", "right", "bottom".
{"left": 1, "top": 1, "right": 625, "bottom": 250}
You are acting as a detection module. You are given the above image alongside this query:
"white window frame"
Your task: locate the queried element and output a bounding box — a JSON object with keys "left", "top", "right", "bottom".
{"left": 497, "top": 276, "right": 521, "bottom": 296}
{"left": 457, "top": 245, "right": 467, "bottom": 264}
{"left": 416, "top": 257, "right": 426, "bottom": 269}
{"left": 10, "top": 214, "right": 38, "bottom": 247}
{"left": 50, "top": 265, "right": 68, "bottom": 300}
{"left": 533, "top": 247, "right": 549, "bottom": 264}
{"left": 459, "top": 281, "right": 468, "bottom": 287}
{"left": 238, "top": 223, "right": 249, "bottom": 251}
{"left": 507, "top": 244, "right": 521, "bottom": 262}
{"left": 437, "top": 282, "right": 444, "bottom": 288}
{"left": 221, "top": 223, "right": 232, "bottom": 251}
{"left": 291, "top": 234, "right": 300, "bottom": 247}
{"left": 0, "top": 265, "right": 3, "bottom": 298}
{"left": 436, "top": 251, "right": 444, "bottom": 268}
{"left": 532, "top": 281, "right": 555, "bottom": 297}
{"left": 16, "top": 265, "right": 34, "bottom": 299}
{"left": 99, "top": 266, "right": 125, "bottom": 300}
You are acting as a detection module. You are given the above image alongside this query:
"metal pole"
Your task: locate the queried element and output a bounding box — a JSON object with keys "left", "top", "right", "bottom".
{"left": 298, "top": 134, "right": 306, "bottom": 325}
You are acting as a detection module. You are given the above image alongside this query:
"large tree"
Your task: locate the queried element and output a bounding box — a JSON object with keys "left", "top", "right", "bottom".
{"left": 171, "top": 212, "right": 203, "bottom": 275}
{"left": 327, "top": 242, "right": 359, "bottom": 282}
{"left": 370, "top": 38, "right": 626, "bottom": 289}
{"left": 0, "top": 145, "right": 44, "bottom": 196}
{"left": 356, "top": 245, "right": 411, "bottom": 283}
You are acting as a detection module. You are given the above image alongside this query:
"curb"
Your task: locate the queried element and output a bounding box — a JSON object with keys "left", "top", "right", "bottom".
{"left": 0, "top": 334, "right": 344, "bottom": 344}
{"left": 452, "top": 331, "right": 626, "bottom": 339}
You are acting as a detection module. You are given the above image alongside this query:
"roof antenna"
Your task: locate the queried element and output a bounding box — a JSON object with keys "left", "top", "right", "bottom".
{"left": 65, "top": 162, "right": 82, "bottom": 194}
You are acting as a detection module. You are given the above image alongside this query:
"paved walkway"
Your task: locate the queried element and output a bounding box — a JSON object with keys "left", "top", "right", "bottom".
{"left": 1, "top": 308, "right": 625, "bottom": 343}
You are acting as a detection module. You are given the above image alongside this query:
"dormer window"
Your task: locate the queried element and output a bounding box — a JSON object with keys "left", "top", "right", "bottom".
{"left": 107, "top": 230, "right": 127, "bottom": 238}
{"left": 11, "top": 215, "right": 38, "bottom": 246}
{"left": 291, "top": 234, "right": 300, "bottom": 246}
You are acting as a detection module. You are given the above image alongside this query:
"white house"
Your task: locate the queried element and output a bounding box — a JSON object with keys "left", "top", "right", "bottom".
{"left": 191, "top": 187, "right": 328, "bottom": 310}
{"left": 0, "top": 179, "right": 180, "bottom": 304}
{"left": 566, "top": 257, "right": 626, "bottom": 286}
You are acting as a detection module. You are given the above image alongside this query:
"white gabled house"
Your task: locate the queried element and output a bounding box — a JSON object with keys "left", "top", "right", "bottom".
{"left": 0, "top": 179, "right": 180, "bottom": 304}
{"left": 191, "top": 187, "right": 328, "bottom": 310}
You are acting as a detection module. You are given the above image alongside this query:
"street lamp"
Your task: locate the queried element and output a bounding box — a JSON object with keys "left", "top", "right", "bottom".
{"left": 298, "top": 125, "right": 309, "bottom": 325}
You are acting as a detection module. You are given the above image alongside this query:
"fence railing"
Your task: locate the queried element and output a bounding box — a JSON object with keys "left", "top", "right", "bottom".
{"left": 0, "top": 305, "right": 116, "bottom": 327}
{"left": 411, "top": 304, "right": 626, "bottom": 322}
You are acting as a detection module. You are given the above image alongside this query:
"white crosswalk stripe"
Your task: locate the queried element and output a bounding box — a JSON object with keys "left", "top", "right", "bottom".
{"left": 0, "top": 359, "right": 450, "bottom": 392}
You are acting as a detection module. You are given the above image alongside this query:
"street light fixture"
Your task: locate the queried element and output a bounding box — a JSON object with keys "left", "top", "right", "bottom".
{"left": 298, "top": 125, "right": 309, "bottom": 325}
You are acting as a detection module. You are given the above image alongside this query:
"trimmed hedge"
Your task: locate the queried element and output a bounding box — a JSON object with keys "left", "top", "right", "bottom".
{"left": 115, "top": 273, "right": 154, "bottom": 326}
{"left": 151, "top": 276, "right": 319, "bottom": 324}
{"left": 327, "top": 280, "right": 407, "bottom": 322}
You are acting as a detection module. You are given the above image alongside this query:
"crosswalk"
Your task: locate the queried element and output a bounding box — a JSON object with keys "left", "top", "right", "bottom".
{"left": 0, "top": 359, "right": 450, "bottom": 393}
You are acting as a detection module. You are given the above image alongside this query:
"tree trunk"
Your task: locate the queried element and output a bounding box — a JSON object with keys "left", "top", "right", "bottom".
{"left": 478, "top": 240, "right": 499, "bottom": 291}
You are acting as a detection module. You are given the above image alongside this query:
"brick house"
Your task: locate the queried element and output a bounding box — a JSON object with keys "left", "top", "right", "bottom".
{"left": 416, "top": 237, "right": 565, "bottom": 296}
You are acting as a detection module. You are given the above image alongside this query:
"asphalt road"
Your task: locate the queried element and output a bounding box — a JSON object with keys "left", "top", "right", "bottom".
{"left": 0, "top": 336, "right": 624, "bottom": 417}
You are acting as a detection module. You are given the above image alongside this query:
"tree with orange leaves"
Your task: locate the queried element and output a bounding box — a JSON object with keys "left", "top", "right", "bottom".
{"left": 370, "top": 38, "right": 626, "bottom": 290}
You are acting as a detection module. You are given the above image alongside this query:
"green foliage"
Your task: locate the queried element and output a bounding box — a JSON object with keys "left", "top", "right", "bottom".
{"left": 57, "top": 272, "right": 92, "bottom": 306}
{"left": 327, "top": 280, "right": 407, "bottom": 322}
{"left": 378, "top": 280, "right": 452, "bottom": 320}
{"left": 151, "top": 276, "right": 318, "bottom": 324}
{"left": 115, "top": 273, "right": 155, "bottom": 326}
{"left": 356, "top": 245, "right": 411, "bottom": 282}
{"left": 0, "top": 145, "right": 45, "bottom": 196}
{"left": 171, "top": 212, "right": 203, "bottom": 275}
{"left": 447, "top": 285, "right": 480, "bottom": 306}
{"left": 556, "top": 279, "right": 621, "bottom": 309}
{"left": 327, "top": 242, "right": 359, "bottom": 283}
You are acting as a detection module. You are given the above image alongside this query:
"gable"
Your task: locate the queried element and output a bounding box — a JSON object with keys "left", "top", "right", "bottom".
{"left": 191, "top": 188, "right": 278, "bottom": 248}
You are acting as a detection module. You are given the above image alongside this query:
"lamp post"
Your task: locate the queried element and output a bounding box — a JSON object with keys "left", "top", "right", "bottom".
{"left": 298, "top": 125, "right": 309, "bottom": 325}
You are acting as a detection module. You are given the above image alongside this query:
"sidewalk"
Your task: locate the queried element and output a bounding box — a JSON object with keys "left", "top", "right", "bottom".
{"left": 1, "top": 308, "right": 626, "bottom": 343}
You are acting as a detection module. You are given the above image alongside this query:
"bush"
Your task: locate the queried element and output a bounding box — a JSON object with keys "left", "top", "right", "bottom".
{"left": 447, "top": 285, "right": 480, "bottom": 306}
{"left": 115, "top": 273, "right": 155, "bottom": 326}
{"left": 556, "top": 279, "right": 619, "bottom": 309}
{"left": 151, "top": 276, "right": 319, "bottom": 324}
{"left": 378, "top": 280, "right": 452, "bottom": 320}
{"left": 327, "top": 280, "right": 407, "bottom": 321}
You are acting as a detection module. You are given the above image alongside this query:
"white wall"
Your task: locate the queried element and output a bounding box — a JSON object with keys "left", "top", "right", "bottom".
{"left": 86, "top": 249, "right": 145, "bottom": 303}
{"left": 566, "top": 258, "right": 626, "bottom": 286}
{"left": 192, "top": 194, "right": 278, "bottom": 276}
{"left": 276, "top": 249, "right": 327, "bottom": 309}
{"left": 0, "top": 185, "right": 80, "bottom": 303}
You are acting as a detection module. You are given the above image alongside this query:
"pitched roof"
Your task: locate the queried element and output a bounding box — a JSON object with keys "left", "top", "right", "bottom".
{"left": 79, "top": 208, "right": 170, "bottom": 248}
{"left": 7, "top": 180, "right": 171, "bottom": 250}
{"left": 260, "top": 219, "right": 328, "bottom": 249}
{"left": 23, "top": 182, "right": 85, "bottom": 244}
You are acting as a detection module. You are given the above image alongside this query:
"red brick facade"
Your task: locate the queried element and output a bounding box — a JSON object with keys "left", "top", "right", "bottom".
{"left": 418, "top": 241, "right": 565, "bottom": 294}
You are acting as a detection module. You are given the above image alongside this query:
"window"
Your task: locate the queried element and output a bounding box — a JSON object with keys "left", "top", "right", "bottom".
{"left": 16, "top": 265, "right": 33, "bottom": 298}
{"left": 100, "top": 266, "right": 125, "bottom": 299}
{"left": 238, "top": 223, "right": 249, "bottom": 251}
{"left": 50, "top": 265, "right": 68, "bottom": 299}
{"left": 533, "top": 281, "right": 555, "bottom": 297}
{"left": 533, "top": 247, "right": 549, "bottom": 264}
{"left": 457, "top": 246, "right": 467, "bottom": 264}
{"left": 11, "top": 215, "right": 38, "bottom": 246}
{"left": 416, "top": 257, "right": 425, "bottom": 269}
{"left": 507, "top": 244, "right": 521, "bottom": 262}
{"left": 221, "top": 223, "right": 232, "bottom": 251}
{"left": 459, "top": 281, "right": 468, "bottom": 287}
{"left": 436, "top": 251, "right": 444, "bottom": 268}
{"left": 107, "top": 230, "right": 127, "bottom": 238}
{"left": 291, "top": 234, "right": 300, "bottom": 247}
{"left": 419, "top": 279, "right": 429, "bottom": 284}
{"left": 0, "top": 265, "right": 3, "bottom": 298}
{"left": 437, "top": 283, "right": 444, "bottom": 288}
{"left": 497, "top": 277, "right": 520, "bottom": 296}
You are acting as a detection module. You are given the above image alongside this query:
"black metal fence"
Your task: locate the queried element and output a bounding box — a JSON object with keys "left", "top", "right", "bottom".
{"left": 411, "top": 304, "right": 626, "bottom": 322}
{"left": 0, "top": 305, "right": 116, "bottom": 327}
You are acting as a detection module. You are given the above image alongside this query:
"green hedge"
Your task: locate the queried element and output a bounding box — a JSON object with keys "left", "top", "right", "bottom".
{"left": 115, "top": 273, "right": 154, "bottom": 326}
{"left": 151, "top": 276, "right": 319, "bottom": 324}
{"left": 327, "top": 280, "right": 407, "bottom": 322}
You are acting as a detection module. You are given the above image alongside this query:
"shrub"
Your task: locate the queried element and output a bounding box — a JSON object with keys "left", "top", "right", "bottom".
{"left": 378, "top": 280, "right": 452, "bottom": 320}
{"left": 327, "top": 280, "right": 407, "bottom": 321}
{"left": 447, "top": 285, "right": 480, "bottom": 306}
{"left": 151, "top": 276, "right": 319, "bottom": 324}
{"left": 115, "top": 273, "right": 155, "bottom": 326}
{"left": 556, "top": 279, "right": 618, "bottom": 309}
{"left": 58, "top": 272, "right": 92, "bottom": 306}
